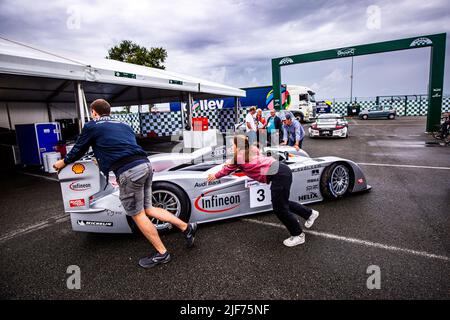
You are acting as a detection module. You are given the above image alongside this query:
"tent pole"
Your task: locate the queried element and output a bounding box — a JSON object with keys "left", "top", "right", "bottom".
{"left": 234, "top": 97, "right": 240, "bottom": 124}
{"left": 74, "top": 81, "right": 86, "bottom": 133}
{"left": 5, "top": 102, "right": 12, "bottom": 130}
{"left": 186, "top": 92, "right": 193, "bottom": 130}
{"left": 46, "top": 103, "right": 53, "bottom": 122}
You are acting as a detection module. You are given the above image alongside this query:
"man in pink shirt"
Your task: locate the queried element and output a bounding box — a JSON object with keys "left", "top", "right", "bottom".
{"left": 208, "top": 135, "right": 319, "bottom": 247}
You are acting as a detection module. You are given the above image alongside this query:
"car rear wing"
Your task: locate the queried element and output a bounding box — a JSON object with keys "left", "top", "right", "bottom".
{"left": 58, "top": 160, "right": 107, "bottom": 212}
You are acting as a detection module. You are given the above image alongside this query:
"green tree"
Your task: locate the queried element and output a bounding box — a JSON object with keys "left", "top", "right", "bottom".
{"left": 106, "top": 40, "right": 167, "bottom": 69}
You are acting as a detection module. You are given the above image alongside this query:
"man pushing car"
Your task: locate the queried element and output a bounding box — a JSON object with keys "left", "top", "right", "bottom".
{"left": 53, "top": 99, "right": 197, "bottom": 269}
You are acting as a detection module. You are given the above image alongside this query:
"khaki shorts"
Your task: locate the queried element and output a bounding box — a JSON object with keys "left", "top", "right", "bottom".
{"left": 118, "top": 162, "right": 153, "bottom": 216}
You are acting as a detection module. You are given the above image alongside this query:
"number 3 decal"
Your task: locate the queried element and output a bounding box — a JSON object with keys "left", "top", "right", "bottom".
{"left": 257, "top": 189, "right": 265, "bottom": 202}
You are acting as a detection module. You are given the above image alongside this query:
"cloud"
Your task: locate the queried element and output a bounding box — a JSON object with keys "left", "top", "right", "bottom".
{"left": 0, "top": 0, "right": 449, "bottom": 98}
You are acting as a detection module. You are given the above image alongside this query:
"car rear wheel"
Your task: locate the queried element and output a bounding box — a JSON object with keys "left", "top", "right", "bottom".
{"left": 150, "top": 182, "right": 191, "bottom": 232}
{"left": 294, "top": 113, "right": 304, "bottom": 123}
{"left": 388, "top": 114, "right": 395, "bottom": 120}
{"left": 320, "top": 163, "right": 351, "bottom": 199}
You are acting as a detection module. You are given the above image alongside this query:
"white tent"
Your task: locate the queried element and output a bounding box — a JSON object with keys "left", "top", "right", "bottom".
{"left": 0, "top": 37, "right": 245, "bottom": 130}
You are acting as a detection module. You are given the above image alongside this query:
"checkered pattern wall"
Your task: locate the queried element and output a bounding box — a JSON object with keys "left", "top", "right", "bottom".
{"left": 110, "top": 113, "right": 140, "bottom": 133}
{"left": 140, "top": 112, "right": 183, "bottom": 136}
{"left": 111, "top": 97, "right": 450, "bottom": 137}
{"left": 330, "top": 96, "right": 450, "bottom": 116}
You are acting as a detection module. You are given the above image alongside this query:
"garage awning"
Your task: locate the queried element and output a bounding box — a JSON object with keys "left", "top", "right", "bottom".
{"left": 0, "top": 38, "right": 245, "bottom": 106}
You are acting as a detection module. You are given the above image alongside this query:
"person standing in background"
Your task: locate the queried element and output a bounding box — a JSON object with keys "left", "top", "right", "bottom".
{"left": 245, "top": 106, "right": 257, "bottom": 145}
{"left": 264, "top": 109, "right": 282, "bottom": 146}
{"left": 255, "top": 108, "right": 267, "bottom": 147}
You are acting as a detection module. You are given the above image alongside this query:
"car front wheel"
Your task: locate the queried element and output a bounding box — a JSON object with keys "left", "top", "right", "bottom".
{"left": 388, "top": 114, "right": 395, "bottom": 120}
{"left": 362, "top": 114, "right": 368, "bottom": 120}
{"left": 320, "top": 163, "right": 351, "bottom": 199}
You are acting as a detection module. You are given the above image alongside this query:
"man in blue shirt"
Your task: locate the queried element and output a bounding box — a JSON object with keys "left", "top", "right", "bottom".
{"left": 281, "top": 112, "right": 305, "bottom": 150}
{"left": 53, "top": 99, "right": 197, "bottom": 269}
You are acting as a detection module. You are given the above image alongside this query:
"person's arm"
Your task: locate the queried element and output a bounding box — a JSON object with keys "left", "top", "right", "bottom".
{"left": 282, "top": 125, "right": 288, "bottom": 144}
{"left": 207, "top": 162, "right": 239, "bottom": 182}
{"left": 294, "top": 122, "right": 302, "bottom": 145}
{"left": 64, "top": 124, "right": 93, "bottom": 164}
{"left": 53, "top": 123, "right": 93, "bottom": 172}
{"left": 215, "top": 163, "right": 239, "bottom": 179}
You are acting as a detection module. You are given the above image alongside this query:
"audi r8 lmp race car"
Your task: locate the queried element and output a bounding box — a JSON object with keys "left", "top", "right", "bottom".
{"left": 58, "top": 145, "right": 371, "bottom": 233}
{"left": 309, "top": 113, "right": 349, "bottom": 138}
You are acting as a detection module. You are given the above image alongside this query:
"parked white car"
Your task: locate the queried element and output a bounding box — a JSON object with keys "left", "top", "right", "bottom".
{"left": 309, "top": 113, "right": 348, "bottom": 138}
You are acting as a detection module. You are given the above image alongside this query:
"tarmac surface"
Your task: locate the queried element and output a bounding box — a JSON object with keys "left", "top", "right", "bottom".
{"left": 1, "top": 116, "right": 449, "bottom": 299}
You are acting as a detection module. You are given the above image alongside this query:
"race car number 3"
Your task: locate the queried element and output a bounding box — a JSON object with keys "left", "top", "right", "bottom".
{"left": 247, "top": 181, "right": 272, "bottom": 208}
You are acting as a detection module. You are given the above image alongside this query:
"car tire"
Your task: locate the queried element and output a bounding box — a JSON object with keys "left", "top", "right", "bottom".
{"left": 388, "top": 114, "right": 395, "bottom": 120}
{"left": 362, "top": 114, "right": 368, "bottom": 120}
{"left": 149, "top": 182, "right": 191, "bottom": 233}
{"left": 320, "top": 163, "right": 351, "bottom": 199}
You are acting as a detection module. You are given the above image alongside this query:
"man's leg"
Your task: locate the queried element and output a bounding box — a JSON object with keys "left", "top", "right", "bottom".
{"left": 289, "top": 201, "right": 312, "bottom": 220}
{"left": 142, "top": 166, "right": 188, "bottom": 232}
{"left": 132, "top": 211, "right": 167, "bottom": 254}
{"left": 145, "top": 207, "right": 188, "bottom": 232}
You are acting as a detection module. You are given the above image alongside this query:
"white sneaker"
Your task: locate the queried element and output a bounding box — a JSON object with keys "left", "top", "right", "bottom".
{"left": 305, "top": 210, "right": 319, "bottom": 229}
{"left": 283, "top": 233, "right": 305, "bottom": 247}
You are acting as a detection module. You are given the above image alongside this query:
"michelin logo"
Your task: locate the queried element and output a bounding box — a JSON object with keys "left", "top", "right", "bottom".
{"left": 77, "top": 220, "right": 113, "bottom": 227}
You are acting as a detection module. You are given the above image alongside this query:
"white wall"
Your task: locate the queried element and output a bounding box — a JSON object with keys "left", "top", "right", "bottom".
{"left": 49, "top": 103, "right": 78, "bottom": 120}
{"left": 0, "top": 102, "right": 78, "bottom": 130}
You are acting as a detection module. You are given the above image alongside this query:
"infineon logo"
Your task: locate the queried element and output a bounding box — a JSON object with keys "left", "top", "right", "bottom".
{"left": 194, "top": 189, "right": 240, "bottom": 214}
{"left": 69, "top": 199, "right": 85, "bottom": 207}
{"left": 69, "top": 181, "right": 92, "bottom": 191}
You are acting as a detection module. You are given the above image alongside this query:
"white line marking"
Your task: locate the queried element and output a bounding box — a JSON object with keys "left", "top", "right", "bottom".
{"left": 242, "top": 219, "right": 450, "bottom": 262}
{"left": 357, "top": 163, "right": 450, "bottom": 170}
{"left": 19, "top": 171, "right": 59, "bottom": 182}
{"left": 0, "top": 213, "right": 69, "bottom": 244}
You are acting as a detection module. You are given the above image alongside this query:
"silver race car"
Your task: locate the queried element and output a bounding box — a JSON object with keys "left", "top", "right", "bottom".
{"left": 58, "top": 145, "right": 371, "bottom": 233}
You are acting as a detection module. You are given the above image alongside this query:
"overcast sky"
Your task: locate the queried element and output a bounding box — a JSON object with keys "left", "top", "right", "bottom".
{"left": 0, "top": 0, "right": 449, "bottom": 99}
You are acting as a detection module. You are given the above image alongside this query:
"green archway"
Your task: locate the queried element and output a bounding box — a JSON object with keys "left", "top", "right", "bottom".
{"left": 271, "top": 33, "right": 446, "bottom": 132}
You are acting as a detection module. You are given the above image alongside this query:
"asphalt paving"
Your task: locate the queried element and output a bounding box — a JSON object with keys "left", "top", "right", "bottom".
{"left": 1, "top": 116, "right": 449, "bottom": 299}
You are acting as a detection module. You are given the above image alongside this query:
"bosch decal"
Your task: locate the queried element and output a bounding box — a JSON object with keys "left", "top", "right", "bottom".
{"left": 69, "top": 199, "right": 86, "bottom": 207}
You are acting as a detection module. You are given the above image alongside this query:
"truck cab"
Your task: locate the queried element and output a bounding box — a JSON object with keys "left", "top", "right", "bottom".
{"left": 284, "top": 85, "right": 316, "bottom": 123}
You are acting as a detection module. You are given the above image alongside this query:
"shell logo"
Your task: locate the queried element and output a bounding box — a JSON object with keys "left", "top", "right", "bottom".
{"left": 72, "top": 163, "right": 85, "bottom": 174}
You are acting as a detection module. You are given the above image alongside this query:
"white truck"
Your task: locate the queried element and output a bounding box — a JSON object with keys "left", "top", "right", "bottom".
{"left": 283, "top": 85, "right": 317, "bottom": 123}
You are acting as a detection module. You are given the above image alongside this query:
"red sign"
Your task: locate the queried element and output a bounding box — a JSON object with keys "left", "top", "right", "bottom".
{"left": 69, "top": 199, "right": 86, "bottom": 207}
